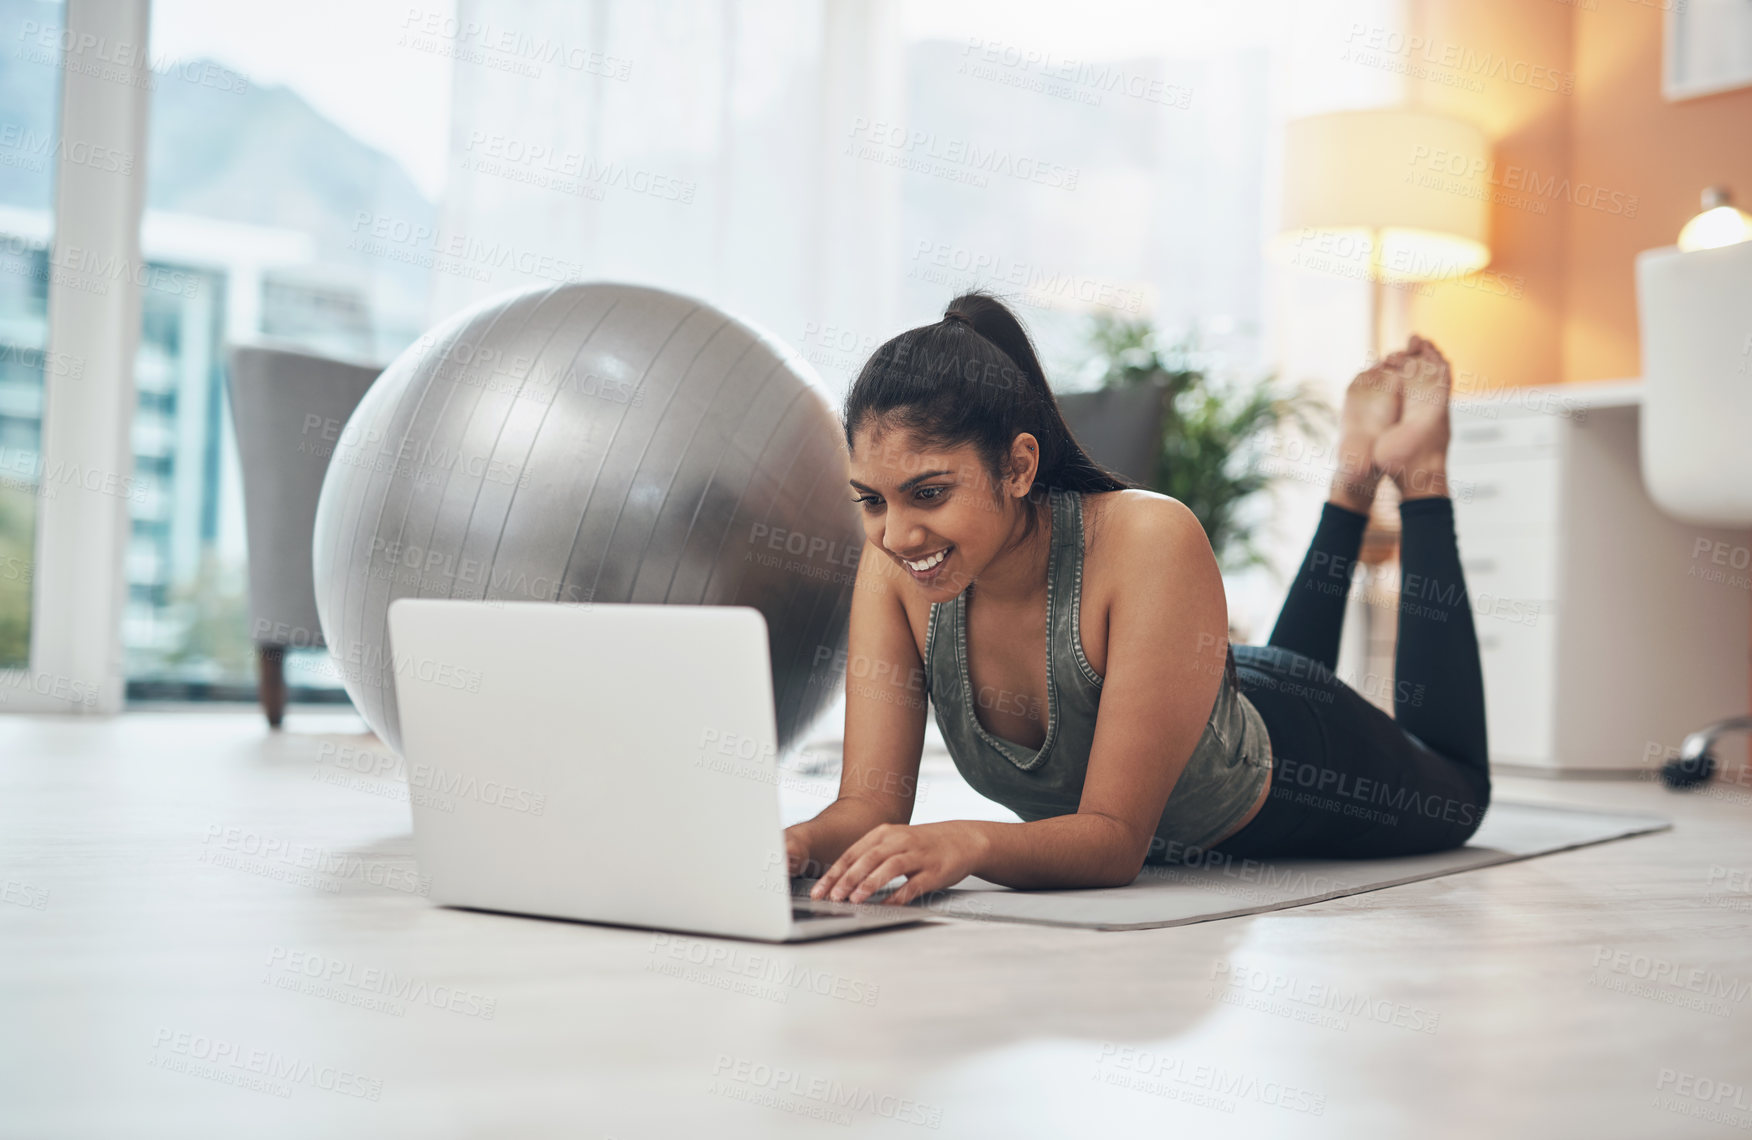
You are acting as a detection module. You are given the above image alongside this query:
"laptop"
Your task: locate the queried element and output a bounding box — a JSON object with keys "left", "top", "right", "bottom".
{"left": 386, "top": 598, "right": 925, "bottom": 942}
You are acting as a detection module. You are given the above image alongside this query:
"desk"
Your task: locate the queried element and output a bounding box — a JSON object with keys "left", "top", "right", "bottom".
{"left": 1446, "top": 380, "right": 1749, "bottom": 775}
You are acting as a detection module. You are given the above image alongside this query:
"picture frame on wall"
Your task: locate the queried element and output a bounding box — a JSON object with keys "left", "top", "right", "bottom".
{"left": 1665, "top": 0, "right": 1752, "bottom": 100}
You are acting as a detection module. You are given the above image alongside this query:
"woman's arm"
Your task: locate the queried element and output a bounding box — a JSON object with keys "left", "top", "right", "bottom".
{"left": 783, "top": 541, "right": 929, "bottom": 876}
{"left": 813, "top": 495, "right": 1230, "bottom": 901}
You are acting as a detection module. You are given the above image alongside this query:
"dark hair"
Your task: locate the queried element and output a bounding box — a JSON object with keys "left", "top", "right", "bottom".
{"left": 842, "top": 291, "right": 1140, "bottom": 547}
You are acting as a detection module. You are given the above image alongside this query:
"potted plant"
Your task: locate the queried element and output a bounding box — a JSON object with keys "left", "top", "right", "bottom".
{"left": 1082, "top": 313, "right": 1331, "bottom": 574}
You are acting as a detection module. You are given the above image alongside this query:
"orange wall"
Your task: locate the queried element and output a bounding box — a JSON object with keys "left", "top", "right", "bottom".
{"left": 1401, "top": 0, "right": 1573, "bottom": 393}
{"left": 1404, "top": 0, "right": 1752, "bottom": 767}
{"left": 1408, "top": 0, "right": 1752, "bottom": 386}
{"left": 1565, "top": 2, "right": 1752, "bottom": 384}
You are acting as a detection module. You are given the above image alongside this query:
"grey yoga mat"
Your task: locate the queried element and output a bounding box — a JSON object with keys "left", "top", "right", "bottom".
{"left": 905, "top": 801, "right": 1671, "bottom": 931}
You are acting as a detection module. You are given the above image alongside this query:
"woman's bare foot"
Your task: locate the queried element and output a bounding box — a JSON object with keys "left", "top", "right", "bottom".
{"left": 1328, "top": 349, "right": 1410, "bottom": 514}
{"left": 1372, "top": 335, "right": 1453, "bottom": 501}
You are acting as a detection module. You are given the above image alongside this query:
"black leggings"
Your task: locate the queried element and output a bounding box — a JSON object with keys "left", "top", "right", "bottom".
{"left": 1212, "top": 497, "right": 1491, "bottom": 858}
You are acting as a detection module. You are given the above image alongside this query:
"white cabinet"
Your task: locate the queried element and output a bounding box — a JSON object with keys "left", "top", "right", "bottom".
{"left": 1448, "top": 381, "right": 1750, "bottom": 774}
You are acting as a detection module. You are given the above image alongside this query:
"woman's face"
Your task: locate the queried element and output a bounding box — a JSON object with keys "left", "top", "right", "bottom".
{"left": 846, "top": 421, "right": 1036, "bottom": 598}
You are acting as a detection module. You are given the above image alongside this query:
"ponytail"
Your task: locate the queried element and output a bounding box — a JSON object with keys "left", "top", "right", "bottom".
{"left": 843, "top": 291, "right": 1139, "bottom": 546}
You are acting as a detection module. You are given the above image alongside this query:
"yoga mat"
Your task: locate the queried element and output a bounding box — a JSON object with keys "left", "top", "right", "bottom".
{"left": 901, "top": 801, "right": 1671, "bottom": 931}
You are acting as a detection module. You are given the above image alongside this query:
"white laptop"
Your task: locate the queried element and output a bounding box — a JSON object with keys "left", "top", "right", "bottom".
{"left": 386, "top": 598, "right": 925, "bottom": 942}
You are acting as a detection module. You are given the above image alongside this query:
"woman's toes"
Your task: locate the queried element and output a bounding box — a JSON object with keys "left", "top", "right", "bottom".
{"left": 1373, "top": 346, "right": 1453, "bottom": 478}
{"left": 1341, "top": 364, "right": 1401, "bottom": 440}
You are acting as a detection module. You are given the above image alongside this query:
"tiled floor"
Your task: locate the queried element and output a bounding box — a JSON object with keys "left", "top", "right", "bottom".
{"left": 2, "top": 707, "right": 1750, "bottom": 1138}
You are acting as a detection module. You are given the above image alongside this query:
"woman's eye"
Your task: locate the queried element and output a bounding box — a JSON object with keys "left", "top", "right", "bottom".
{"left": 851, "top": 487, "right": 943, "bottom": 509}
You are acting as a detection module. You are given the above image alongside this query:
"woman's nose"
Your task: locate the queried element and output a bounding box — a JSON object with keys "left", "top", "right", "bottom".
{"left": 882, "top": 509, "right": 917, "bottom": 552}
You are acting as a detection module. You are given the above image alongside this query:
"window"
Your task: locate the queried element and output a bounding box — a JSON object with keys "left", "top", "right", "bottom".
{"left": 0, "top": 0, "right": 67, "bottom": 670}
{"left": 123, "top": 0, "right": 454, "bottom": 701}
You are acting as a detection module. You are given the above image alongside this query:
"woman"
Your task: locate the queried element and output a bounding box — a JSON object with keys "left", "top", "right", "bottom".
{"left": 788, "top": 291, "right": 1489, "bottom": 906}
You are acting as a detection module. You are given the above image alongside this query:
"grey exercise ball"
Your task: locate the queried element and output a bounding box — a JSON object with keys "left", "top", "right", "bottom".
{"left": 311, "top": 282, "right": 864, "bottom": 757}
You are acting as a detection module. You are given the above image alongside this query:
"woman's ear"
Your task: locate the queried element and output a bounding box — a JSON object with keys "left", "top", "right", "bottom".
{"left": 1006, "top": 432, "right": 1040, "bottom": 498}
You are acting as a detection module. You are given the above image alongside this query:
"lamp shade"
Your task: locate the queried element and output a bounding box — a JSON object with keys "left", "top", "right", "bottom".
{"left": 1280, "top": 108, "right": 1492, "bottom": 283}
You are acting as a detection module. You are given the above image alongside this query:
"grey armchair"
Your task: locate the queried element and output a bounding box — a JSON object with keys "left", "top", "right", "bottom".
{"left": 1054, "top": 381, "right": 1167, "bottom": 488}
{"left": 226, "top": 344, "right": 381, "bottom": 727}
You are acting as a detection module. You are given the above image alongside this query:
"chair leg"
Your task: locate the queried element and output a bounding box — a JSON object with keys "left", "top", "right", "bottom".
{"left": 1662, "top": 714, "right": 1752, "bottom": 789}
{"left": 257, "top": 644, "right": 287, "bottom": 729}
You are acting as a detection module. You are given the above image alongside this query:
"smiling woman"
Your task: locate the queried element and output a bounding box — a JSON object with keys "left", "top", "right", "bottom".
{"left": 786, "top": 291, "right": 1494, "bottom": 906}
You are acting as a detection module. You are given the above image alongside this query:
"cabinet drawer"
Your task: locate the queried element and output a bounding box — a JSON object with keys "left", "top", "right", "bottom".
{"left": 1452, "top": 455, "right": 1562, "bottom": 539}
{"left": 1475, "top": 617, "right": 1557, "bottom": 764}
{"left": 1454, "top": 531, "right": 1560, "bottom": 604}
{"left": 1450, "top": 411, "right": 1561, "bottom": 462}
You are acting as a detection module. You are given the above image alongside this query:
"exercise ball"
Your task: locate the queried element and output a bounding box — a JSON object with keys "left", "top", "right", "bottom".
{"left": 312, "top": 282, "right": 864, "bottom": 757}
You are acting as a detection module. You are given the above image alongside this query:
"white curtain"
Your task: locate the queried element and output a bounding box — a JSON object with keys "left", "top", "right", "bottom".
{"left": 431, "top": 0, "right": 1410, "bottom": 638}
{"left": 430, "top": 0, "right": 906, "bottom": 394}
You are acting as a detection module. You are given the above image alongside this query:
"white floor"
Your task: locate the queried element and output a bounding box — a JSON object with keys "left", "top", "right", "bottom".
{"left": 3, "top": 707, "right": 1751, "bottom": 1139}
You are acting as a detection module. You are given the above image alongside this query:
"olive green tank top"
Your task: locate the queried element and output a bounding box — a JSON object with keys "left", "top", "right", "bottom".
{"left": 922, "top": 486, "right": 1273, "bottom": 862}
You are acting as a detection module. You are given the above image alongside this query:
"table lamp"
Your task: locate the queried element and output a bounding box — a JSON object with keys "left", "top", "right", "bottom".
{"left": 1278, "top": 108, "right": 1493, "bottom": 358}
{"left": 1274, "top": 108, "right": 1495, "bottom": 676}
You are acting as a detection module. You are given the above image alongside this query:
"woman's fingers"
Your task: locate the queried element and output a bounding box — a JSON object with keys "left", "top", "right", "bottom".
{"left": 826, "top": 843, "right": 897, "bottom": 901}
{"left": 815, "top": 834, "right": 888, "bottom": 900}
{"left": 809, "top": 838, "right": 864, "bottom": 898}
{"left": 847, "top": 853, "right": 915, "bottom": 904}
{"left": 884, "top": 869, "right": 944, "bottom": 907}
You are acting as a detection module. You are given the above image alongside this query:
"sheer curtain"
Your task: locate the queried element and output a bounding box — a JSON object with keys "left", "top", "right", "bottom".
{"left": 430, "top": 0, "right": 906, "bottom": 388}
{"left": 432, "top": 0, "right": 1408, "bottom": 640}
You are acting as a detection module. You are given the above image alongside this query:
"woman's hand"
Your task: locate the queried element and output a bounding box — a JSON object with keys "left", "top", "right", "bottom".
{"left": 809, "top": 821, "right": 989, "bottom": 905}
{"left": 783, "top": 825, "right": 822, "bottom": 878}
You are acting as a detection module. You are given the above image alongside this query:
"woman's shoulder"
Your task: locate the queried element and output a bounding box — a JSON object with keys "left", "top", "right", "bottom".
{"left": 1080, "top": 488, "right": 1206, "bottom": 557}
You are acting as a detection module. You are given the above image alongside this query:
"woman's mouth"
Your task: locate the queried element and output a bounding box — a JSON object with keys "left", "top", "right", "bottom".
{"left": 900, "top": 545, "right": 952, "bottom": 583}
